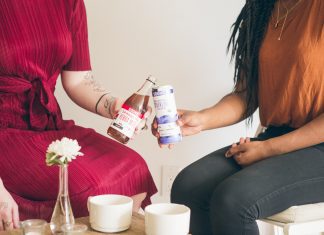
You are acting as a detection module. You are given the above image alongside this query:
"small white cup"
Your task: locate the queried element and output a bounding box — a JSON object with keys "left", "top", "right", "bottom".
{"left": 87, "top": 194, "right": 133, "bottom": 233}
{"left": 145, "top": 203, "right": 190, "bottom": 235}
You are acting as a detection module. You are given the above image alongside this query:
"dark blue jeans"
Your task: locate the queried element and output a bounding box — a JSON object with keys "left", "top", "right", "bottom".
{"left": 171, "top": 126, "right": 324, "bottom": 235}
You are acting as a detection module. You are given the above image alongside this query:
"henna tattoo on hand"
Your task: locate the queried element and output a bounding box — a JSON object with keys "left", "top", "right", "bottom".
{"left": 84, "top": 71, "right": 106, "bottom": 93}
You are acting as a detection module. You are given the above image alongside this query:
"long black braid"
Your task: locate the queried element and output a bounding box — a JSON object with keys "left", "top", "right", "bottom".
{"left": 228, "top": 0, "right": 276, "bottom": 123}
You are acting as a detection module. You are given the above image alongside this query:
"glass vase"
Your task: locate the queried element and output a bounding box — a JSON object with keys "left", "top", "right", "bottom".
{"left": 50, "top": 165, "right": 75, "bottom": 234}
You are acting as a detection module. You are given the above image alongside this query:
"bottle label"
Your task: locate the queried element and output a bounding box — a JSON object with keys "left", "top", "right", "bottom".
{"left": 158, "top": 122, "right": 181, "bottom": 137}
{"left": 110, "top": 104, "right": 144, "bottom": 138}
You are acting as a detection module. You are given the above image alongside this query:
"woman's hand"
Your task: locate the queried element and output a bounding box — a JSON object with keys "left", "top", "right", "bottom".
{"left": 0, "top": 183, "right": 19, "bottom": 231}
{"left": 151, "top": 109, "right": 205, "bottom": 148}
{"left": 111, "top": 98, "right": 152, "bottom": 138}
{"left": 225, "top": 138, "right": 272, "bottom": 166}
{"left": 177, "top": 110, "right": 205, "bottom": 136}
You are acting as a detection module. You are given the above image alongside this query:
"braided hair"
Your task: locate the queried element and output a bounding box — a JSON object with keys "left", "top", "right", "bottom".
{"left": 228, "top": 0, "right": 276, "bottom": 123}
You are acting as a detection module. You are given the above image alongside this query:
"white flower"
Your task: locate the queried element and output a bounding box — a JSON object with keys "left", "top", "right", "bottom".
{"left": 46, "top": 137, "right": 83, "bottom": 166}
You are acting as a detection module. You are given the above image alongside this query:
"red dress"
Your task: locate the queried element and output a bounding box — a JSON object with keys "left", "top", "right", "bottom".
{"left": 0, "top": 0, "right": 157, "bottom": 220}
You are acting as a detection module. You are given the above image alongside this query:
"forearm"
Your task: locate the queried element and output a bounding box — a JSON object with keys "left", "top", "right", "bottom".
{"left": 266, "top": 114, "right": 324, "bottom": 156}
{"left": 61, "top": 71, "right": 117, "bottom": 119}
{"left": 199, "top": 92, "right": 250, "bottom": 130}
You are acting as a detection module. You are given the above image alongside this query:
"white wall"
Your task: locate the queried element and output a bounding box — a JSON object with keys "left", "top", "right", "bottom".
{"left": 56, "top": 0, "right": 259, "bottom": 205}
{"left": 55, "top": 0, "right": 260, "bottom": 201}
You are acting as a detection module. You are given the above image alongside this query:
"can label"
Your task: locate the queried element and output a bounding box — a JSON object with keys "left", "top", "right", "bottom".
{"left": 153, "top": 85, "right": 182, "bottom": 144}
{"left": 110, "top": 104, "right": 143, "bottom": 138}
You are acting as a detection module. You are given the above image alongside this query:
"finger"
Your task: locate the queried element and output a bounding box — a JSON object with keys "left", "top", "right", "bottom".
{"left": 177, "top": 112, "right": 190, "bottom": 126}
{"left": 234, "top": 153, "right": 242, "bottom": 164}
{"left": 245, "top": 137, "right": 251, "bottom": 143}
{"left": 239, "top": 137, "right": 245, "bottom": 145}
{"left": 151, "top": 124, "right": 159, "bottom": 138}
{"left": 225, "top": 143, "right": 237, "bottom": 157}
{"left": 12, "top": 204, "right": 19, "bottom": 229}
{"left": 151, "top": 118, "right": 159, "bottom": 135}
{"left": 235, "top": 153, "right": 248, "bottom": 166}
{"left": 177, "top": 109, "right": 186, "bottom": 117}
{"left": 111, "top": 98, "right": 122, "bottom": 117}
{"left": 168, "top": 144, "right": 175, "bottom": 150}
{"left": 0, "top": 217, "right": 3, "bottom": 231}
{"left": 152, "top": 117, "right": 158, "bottom": 128}
{"left": 157, "top": 139, "right": 170, "bottom": 149}
{"left": 160, "top": 144, "right": 168, "bottom": 148}
{"left": 2, "top": 208, "right": 13, "bottom": 230}
{"left": 227, "top": 144, "right": 246, "bottom": 157}
{"left": 144, "top": 106, "right": 152, "bottom": 119}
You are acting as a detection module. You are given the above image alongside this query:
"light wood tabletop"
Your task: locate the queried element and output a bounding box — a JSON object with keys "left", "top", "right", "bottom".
{"left": 0, "top": 213, "right": 145, "bottom": 235}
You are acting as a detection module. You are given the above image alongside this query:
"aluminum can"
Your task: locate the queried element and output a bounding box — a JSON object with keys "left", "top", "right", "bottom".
{"left": 152, "top": 85, "right": 182, "bottom": 144}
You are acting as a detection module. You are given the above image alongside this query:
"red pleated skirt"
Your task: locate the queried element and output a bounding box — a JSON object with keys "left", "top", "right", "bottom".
{"left": 0, "top": 124, "right": 157, "bottom": 221}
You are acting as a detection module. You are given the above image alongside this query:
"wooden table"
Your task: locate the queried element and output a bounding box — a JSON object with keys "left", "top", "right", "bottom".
{"left": 0, "top": 213, "right": 145, "bottom": 235}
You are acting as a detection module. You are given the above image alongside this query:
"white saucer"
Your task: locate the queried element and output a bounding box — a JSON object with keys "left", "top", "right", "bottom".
{"left": 90, "top": 223, "right": 130, "bottom": 233}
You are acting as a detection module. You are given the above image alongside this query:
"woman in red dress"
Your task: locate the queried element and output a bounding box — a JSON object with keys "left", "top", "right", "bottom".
{"left": 0, "top": 0, "right": 157, "bottom": 230}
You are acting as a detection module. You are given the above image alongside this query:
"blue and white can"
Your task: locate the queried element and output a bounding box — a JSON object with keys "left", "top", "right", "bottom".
{"left": 152, "top": 85, "right": 182, "bottom": 144}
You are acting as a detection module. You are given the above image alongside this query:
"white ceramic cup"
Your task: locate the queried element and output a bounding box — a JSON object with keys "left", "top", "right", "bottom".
{"left": 87, "top": 194, "right": 133, "bottom": 233}
{"left": 145, "top": 203, "right": 190, "bottom": 235}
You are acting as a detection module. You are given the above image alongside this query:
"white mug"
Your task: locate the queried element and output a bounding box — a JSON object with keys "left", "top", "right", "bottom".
{"left": 87, "top": 194, "right": 133, "bottom": 233}
{"left": 145, "top": 203, "right": 190, "bottom": 235}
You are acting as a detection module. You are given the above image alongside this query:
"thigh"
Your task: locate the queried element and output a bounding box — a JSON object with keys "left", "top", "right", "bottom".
{"left": 172, "top": 145, "right": 241, "bottom": 204}
{"left": 213, "top": 143, "right": 324, "bottom": 219}
{"left": 1, "top": 126, "right": 154, "bottom": 199}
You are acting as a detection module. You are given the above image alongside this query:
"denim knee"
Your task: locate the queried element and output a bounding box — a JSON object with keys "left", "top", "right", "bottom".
{"left": 209, "top": 181, "right": 258, "bottom": 235}
{"left": 171, "top": 169, "right": 192, "bottom": 203}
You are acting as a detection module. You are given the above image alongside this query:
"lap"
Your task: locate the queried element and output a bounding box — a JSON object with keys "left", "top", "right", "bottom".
{"left": 175, "top": 141, "right": 324, "bottom": 217}
{"left": 172, "top": 145, "right": 241, "bottom": 202}
{"left": 212, "top": 143, "right": 324, "bottom": 218}
{"left": 0, "top": 125, "right": 150, "bottom": 200}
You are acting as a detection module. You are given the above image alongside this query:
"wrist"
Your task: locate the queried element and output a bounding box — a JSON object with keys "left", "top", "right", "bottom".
{"left": 96, "top": 94, "right": 118, "bottom": 119}
{"left": 197, "top": 109, "right": 211, "bottom": 131}
{"left": 264, "top": 138, "right": 282, "bottom": 157}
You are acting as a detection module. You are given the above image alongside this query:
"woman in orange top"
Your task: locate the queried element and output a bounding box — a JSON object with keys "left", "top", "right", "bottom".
{"left": 153, "top": 0, "right": 324, "bottom": 234}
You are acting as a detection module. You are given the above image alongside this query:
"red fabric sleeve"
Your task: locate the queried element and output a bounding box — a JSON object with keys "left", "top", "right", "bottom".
{"left": 63, "top": 0, "right": 91, "bottom": 71}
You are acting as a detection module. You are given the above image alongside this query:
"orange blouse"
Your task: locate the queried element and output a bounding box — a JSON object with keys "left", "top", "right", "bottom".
{"left": 258, "top": 0, "right": 324, "bottom": 128}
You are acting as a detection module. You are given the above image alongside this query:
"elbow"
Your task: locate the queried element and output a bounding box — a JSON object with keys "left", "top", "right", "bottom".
{"left": 61, "top": 71, "right": 87, "bottom": 95}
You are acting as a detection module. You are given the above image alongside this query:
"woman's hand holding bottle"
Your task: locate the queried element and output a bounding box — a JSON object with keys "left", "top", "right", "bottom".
{"left": 107, "top": 76, "right": 156, "bottom": 144}
{"left": 152, "top": 109, "right": 205, "bottom": 148}
{"left": 110, "top": 98, "right": 152, "bottom": 138}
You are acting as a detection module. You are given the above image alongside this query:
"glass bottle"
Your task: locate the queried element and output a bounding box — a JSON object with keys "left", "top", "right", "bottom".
{"left": 107, "top": 76, "right": 156, "bottom": 144}
{"left": 50, "top": 165, "right": 75, "bottom": 235}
